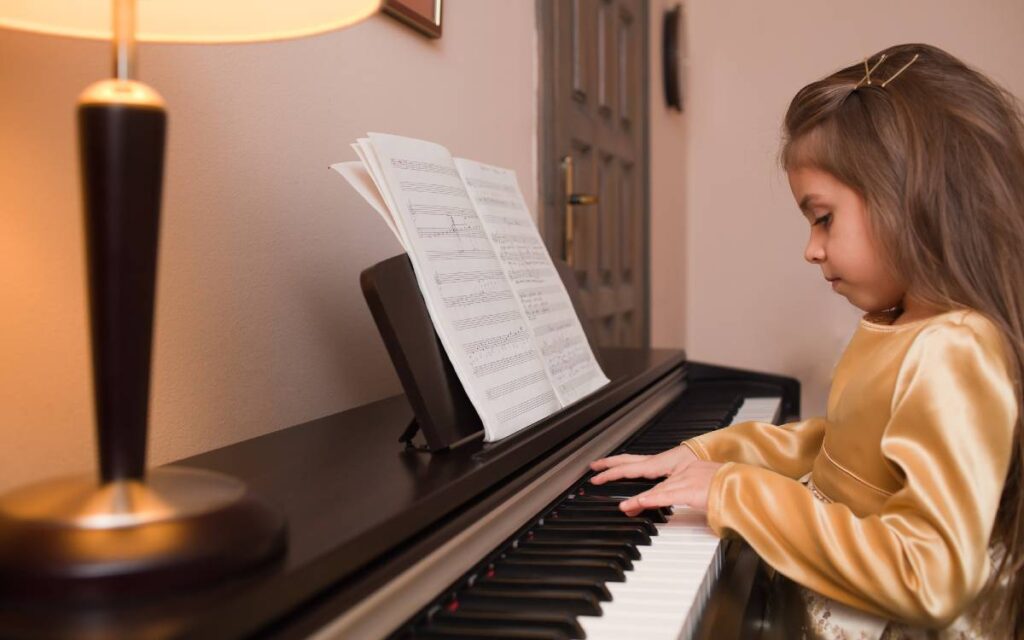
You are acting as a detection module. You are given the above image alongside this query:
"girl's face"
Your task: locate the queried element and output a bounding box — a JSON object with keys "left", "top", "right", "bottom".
{"left": 787, "top": 166, "right": 906, "bottom": 313}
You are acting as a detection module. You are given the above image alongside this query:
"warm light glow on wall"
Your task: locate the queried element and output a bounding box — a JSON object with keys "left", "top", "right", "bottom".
{"left": 0, "top": 0, "right": 381, "bottom": 43}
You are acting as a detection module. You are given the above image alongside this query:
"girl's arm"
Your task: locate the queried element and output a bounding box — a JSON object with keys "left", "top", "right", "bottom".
{"left": 699, "top": 321, "right": 1016, "bottom": 626}
{"left": 683, "top": 415, "right": 826, "bottom": 478}
{"left": 590, "top": 416, "right": 825, "bottom": 485}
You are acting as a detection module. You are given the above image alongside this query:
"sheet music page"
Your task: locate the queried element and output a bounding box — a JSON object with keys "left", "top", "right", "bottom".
{"left": 453, "top": 158, "right": 609, "bottom": 405}
{"left": 329, "top": 161, "right": 403, "bottom": 244}
{"left": 364, "top": 133, "right": 560, "bottom": 441}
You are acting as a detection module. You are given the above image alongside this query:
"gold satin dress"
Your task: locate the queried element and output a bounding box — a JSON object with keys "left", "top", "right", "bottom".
{"left": 682, "top": 309, "right": 1017, "bottom": 638}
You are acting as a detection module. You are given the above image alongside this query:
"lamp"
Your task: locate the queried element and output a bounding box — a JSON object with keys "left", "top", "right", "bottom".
{"left": 0, "top": 0, "right": 380, "bottom": 597}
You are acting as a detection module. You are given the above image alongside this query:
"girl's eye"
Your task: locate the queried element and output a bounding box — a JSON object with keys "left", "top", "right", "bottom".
{"left": 812, "top": 213, "right": 833, "bottom": 228}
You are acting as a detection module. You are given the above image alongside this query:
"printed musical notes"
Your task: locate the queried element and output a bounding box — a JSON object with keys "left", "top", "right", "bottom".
{"left": 331, "top": 134, "right": 607, "bottom": 441}
{"left": 455, "top": 158, "right": 609, "bottom": 405}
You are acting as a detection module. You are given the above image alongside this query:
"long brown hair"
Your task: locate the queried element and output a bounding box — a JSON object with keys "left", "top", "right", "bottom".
{"left": 780, "top": 43, "right": 1024, "bottom": 636}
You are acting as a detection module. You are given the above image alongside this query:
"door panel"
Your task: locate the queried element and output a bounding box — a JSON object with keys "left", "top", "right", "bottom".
{"left": 540, "top": 0, "right": 649, "bottom": 348}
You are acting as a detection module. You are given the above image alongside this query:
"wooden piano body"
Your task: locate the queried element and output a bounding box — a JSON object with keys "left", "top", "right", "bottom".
{"left": 0, "top": 351, "right": 800, "bottom": 639}
{"left": 0, "top": 257, "right": 803, "bottom": 638}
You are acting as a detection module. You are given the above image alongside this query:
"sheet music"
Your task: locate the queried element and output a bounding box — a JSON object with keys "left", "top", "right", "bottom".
{"left": 454, "top": 158, "right": 609, "bottom": 405}
{"left": 363, "top": 133, "right": 560, "bottom": 440}
{"left": 329, "top": 161, "right": 402, "bottom": 243}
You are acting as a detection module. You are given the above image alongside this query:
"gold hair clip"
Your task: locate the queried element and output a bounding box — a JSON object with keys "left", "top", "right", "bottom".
{"left": 855, "top": 53, "right": 888, "bottom": 89}
{"left": 880, "top": 53, "right": 920, "bottom": 87}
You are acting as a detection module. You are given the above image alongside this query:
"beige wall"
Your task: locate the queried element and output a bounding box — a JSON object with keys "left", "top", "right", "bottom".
{"left": 4, "top": 1, "right": 1022, "bottom": 493}
{"left": 649, "top": 0, "right": 689, "bottom": 349}
{"left": 0, "top": 1, "right": 537, "bottom": 492}
{"left": 681, "top": 0, "right": 1024, "bottom": 417}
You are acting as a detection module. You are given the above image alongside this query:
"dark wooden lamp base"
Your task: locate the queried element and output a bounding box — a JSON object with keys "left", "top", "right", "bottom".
{"left": 0, "top": 467, "right": 286, "bottom": 599}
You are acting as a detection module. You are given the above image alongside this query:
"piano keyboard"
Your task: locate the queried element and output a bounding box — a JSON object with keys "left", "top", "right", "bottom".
{"left": 401, "top": 390, "right": 782, "bottom": 640}
{"left": 577, "top": 395, "right": 781, "bottom": 640}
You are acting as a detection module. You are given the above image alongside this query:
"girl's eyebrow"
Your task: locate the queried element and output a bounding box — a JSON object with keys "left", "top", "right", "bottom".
{"left": 798, "top": 193, "right": 825, "bottom": 214}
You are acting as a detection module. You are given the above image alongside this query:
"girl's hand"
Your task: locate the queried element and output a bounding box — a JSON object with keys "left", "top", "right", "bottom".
{"left": 617, "top": 460, "right": 725, "bottom": 516}
{"left": 589, "top": 445, "right": 699, "bottom": 485}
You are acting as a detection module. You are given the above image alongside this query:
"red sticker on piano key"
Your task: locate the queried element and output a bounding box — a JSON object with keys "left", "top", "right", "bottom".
{"left": 446, "top": 599, "right": 459, "bottom": 612}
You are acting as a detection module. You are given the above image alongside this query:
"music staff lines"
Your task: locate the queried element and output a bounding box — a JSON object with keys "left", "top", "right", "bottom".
{"left": 485, "top": 370, "right": 548, "bottom": 401}
{"left": 547, "top": 349, "right": 591, "bottom": 378}
{"left": 464, "top": 328, "right": 530, "bottom": 355}
{"left": 533, "top": 318, "right": 574, "bottom": 337}
{"left": 400, "top": 181, "right": 468, "bottom": 198}
{"left": 558, "top": 368, "right": 603, "bottom": 396}
{"left": 472, "top": 350, "right": 537, "bottom": 377}
{"left": 435, "top": 269, "right": 507, "bottom": 286}
{"left": 476, "top": 195, "right": 520, "bottom": 210}
{"left": 541, "top": 334, "right": 585, "bottom": 357}
{"left": 464, "top": 177, "right": 518, "bottom": 194}
{"left": 495, "top": 389, "right": 557, "bottom": 424}
{"left": 426, "top": 249, "right": 497, "bottom": 261}
{"left": 483, "top": 214, "right": 530, "bottom": 227}
{"left": 442, "top": 289, "right": 513, "bottom": 308}
{"left": 452, "top": 310, "right": 522, "bottom": 331}
{"left": 508, "top": 267, "right": 555, "bottom": 284}
{"left": 417, "top": 225, "right": 487, "bottom": 240}
{"left": 409, "top": 203, "right": 477, "bottom": 218}
{"left": 391, "top": 158, "right": 459, "bottom": 177}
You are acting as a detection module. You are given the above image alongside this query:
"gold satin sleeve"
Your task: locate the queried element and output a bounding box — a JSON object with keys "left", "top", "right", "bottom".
{"left": 682, "top": 417, "right": 826, "bottom": 479}
{"left": 704, "top": 322, "right": 1017, "bottom": 627}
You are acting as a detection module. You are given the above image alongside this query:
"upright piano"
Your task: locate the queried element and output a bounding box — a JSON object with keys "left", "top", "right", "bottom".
{"left": 0, "top": 255, "right": 802, "bottom": 638}
{"left": 0, "top": 349, "right": 800, "bottom": 639}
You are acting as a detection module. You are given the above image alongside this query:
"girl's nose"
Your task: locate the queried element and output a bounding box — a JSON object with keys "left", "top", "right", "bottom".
{"left": 805, "top": 235, "right": 826, "bottom": 263}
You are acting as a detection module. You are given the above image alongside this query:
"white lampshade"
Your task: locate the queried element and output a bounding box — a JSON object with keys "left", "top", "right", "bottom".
{"left": 0, "top": 0, "right": 381, "bottom": 43}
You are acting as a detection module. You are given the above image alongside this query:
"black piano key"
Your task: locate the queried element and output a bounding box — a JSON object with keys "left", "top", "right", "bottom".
{"left": 504, "top": 546, "right": 633, "bottom": 570}
{"left": 541, "top": 515, "right": 657, "bottom": 536}
{"left": 650, "top": 420, "right": 723, "bottom": 429}
{"left": 630, "top": 434, "right": 697, "bottom": 445}
{"left": 478, "top": 575, "right": 612, "bottom": 601}
{"left": 457, "top": 587, "right": 602, "bottom": 616}
{"left": 562, "top": 495, "right": 669, "bottom": 517}
{"left": 654, "top": 418, "right": 726, "bottom": 427}
{"left": 416, "top": 623, "right": 568, "bottom": 639}
{"left": 646, "top": 428, "right": 717, "bottom": 438}
{"left": 622, "top": 446, "right": 674, "bottom": 455}
{"left": 429, "top": 610, "right": 584, "bottom": 639}
{"left": 554, "top": 504, "right": 669, "bottom": 523}
{"left": 492, "top": 558, "right": 626, "bottom": 582}
{"left": 576, "top": 481, "right": 654, "bottom": 498}
{"left": 627, "top": 436, "right": 687, "bottom": 446}
{"left": 530, "top": 524, "right": 651, "bottom": 546}
{"left": 517, "top": 538, "right": 641, "bottom": 560}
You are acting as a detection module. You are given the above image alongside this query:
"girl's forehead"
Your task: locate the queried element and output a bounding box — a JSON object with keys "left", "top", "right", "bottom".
{"left": 787, "top": 166, "right": 841, "bottom": 192}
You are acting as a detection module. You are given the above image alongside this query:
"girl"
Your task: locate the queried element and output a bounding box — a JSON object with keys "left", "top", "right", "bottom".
{"left": 591, "top": 43, "right": 1024, "bottom": 639}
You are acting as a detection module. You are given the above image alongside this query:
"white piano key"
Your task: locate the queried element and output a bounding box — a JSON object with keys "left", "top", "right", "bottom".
{"left": 579, "top": 396, "right": 781, "bottom": 639}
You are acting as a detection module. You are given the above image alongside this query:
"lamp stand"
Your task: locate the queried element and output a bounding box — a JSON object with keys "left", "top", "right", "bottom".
{"left": 0, "top": 77, "right": 286, "bottom": 598}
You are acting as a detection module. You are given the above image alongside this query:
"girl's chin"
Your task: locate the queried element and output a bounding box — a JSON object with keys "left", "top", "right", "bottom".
{"left": 838, "top": 288, "right": 894, "bottom": 314}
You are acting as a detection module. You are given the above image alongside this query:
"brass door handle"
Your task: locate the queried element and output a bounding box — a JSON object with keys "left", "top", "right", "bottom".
{"left": 562, "top": 155, "right": 599, "bottom": 268}
{"left": 568, "top": 193, "right": 599, "bottom": 206}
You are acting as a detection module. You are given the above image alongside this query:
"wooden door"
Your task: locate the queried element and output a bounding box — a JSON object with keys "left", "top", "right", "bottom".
{"left": 538, "top": 0, "right": 650, "bottom": 348}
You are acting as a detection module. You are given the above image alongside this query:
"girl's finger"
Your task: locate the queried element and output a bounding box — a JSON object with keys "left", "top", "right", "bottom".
{"left": 590, "top": 461, "right": 665, "bottom": 485}
{"left": 619, "top": 481, "right": 692, "bottom": 515}
{"left": 589, "top": 454, "right": 648, "bottom": 471}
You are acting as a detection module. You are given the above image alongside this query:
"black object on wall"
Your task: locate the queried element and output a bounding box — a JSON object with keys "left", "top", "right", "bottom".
{"left": 662, "top": 4, "right": 684, "bottom": 111}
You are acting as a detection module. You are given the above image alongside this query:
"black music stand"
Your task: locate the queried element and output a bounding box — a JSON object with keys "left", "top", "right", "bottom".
{"left": 360, "top": 254, "right": 596, "bottom": 452}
